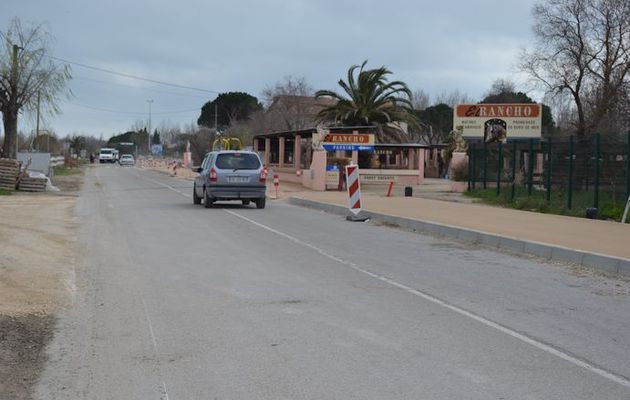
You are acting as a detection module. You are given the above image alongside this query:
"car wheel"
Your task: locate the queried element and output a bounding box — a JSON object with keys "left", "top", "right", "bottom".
{"left": 193, "top": 184, "right": 201, "bottom": 205}
{"left": 242, "top": 200, "right": 250, "bottom": 206}
{"left": 204, "top": 188, "right": 213, "bottom": 208}
{"left": 255, "top": 197, "right": 266, "bottom": 209}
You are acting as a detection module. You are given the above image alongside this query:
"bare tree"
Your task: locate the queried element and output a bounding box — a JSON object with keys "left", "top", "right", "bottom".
{"left": 177, "top": 124, "right": 216, "bottom": 165}
{"left": 156, "top": 120, "right": 182, "bottom": 146}
{"left": 434, "top": 89, "right": 473, "bottom": 108}
{"left": 520, "top": 0, "right": 630, "bottom": 136}
{"left": 411, "top": 89, "right": 430, "bottom": 110}
{"left": 262, "top": 76, "right": 313, "bottom": 106}
{"left": 130, "top": 119, "right": 146, "bottom": 133}
{"left": 0, "top": 18, "right": 71, "bottom": 158}
{"left": 83, "top": 134, "right": 106, "bottom": 156}
{"left": 261, "top": 75, "right": 319, "bottom": 131}
{"left": 484, "top": 79, "right": 516, "bottom": 99}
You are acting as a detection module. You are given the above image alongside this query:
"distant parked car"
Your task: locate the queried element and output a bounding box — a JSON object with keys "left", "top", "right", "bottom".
{"left": 119, "top": 154, "right": 135, "bottom": 166}
{"left": 193, "top": 150, "right": 267, "bottom": 209}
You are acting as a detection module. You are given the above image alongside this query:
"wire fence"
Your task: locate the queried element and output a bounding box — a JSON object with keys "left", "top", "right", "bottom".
{"left": 466, "top": 132, "right": 630, "bottom": 220}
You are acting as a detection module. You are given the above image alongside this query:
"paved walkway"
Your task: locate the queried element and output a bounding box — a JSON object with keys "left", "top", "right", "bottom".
{"left": 285, "top": 187, "right": 630, "bottom": 260}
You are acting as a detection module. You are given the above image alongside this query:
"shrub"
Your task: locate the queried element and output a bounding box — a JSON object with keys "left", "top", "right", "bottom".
{"left": 599, "top": 203, "right": 624, "bottom": 221}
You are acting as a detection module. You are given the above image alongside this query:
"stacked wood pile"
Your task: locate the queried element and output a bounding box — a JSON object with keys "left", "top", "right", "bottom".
{"left": 0, "top": 159, "right": 20, "bottom": 190}
{"left": 17, "top": 158, "right": 47, "bottom": 192}
{"left": 18, "top": 176, "right": 48, "bottom": 192}
{"left": 0, "top": 158, "right": 48, "bottom": 192}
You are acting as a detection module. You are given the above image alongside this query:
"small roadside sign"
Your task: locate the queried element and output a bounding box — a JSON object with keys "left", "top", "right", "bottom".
{"left": 345, "top": 165, "right": 361, "bottom": 215}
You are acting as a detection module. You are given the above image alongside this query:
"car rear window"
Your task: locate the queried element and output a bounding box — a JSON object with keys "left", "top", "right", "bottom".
{"left": 215, "top": 153, "right": 261, "bottom": 170}
{"left": 100, "top": 150, "right": 112, "bottom": 154}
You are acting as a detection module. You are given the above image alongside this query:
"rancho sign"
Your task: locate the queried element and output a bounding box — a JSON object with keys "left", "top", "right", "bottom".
{"left": 454, "top": 104, "right": 542, "bottom": 142}
{"left": 322, "top": 133, "right": 375, "bottom": 152}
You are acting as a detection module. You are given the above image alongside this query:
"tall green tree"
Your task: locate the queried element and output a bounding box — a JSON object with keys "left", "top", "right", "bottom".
{"left": 152, "top": 129, "right": 160, "bottom": 145}
{"left": 481, "top": 79, "right": 555, "bottom": 135}
{"left": 108, "top": 129, "right": 149, "bottom": 153}
{"left": 0, "top": 18, "right": 71, "bottom": 158}
{"left": 415, "top": 103, "right": 453, "bottom": 145}
{"left": 198, "top": 92, "right": 262, "bottom": 129}
{"left": 315, "top": 61, "right": 416, "bottom": 142}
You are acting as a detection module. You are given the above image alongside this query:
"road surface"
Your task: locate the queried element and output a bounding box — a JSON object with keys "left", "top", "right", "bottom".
{"left": 36, "top": 165, "right": 630, "bottom": 399}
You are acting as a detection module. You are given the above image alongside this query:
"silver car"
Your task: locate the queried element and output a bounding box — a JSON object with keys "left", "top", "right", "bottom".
{"left": 193, "top": 151, "right": 267, "bottom": 208}
{"left": 119, "top": 154, "right": 135, "bottom": 166}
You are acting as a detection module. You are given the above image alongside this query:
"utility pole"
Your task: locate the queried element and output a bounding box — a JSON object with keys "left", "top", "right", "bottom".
{"left": 147, "top": 99, "right": 153, "bottom": 155}
{"left": 36, "top": 90, "right": 41, "bottom": 151}
{"left": 10, "top": 44, "right": 22, "bottom": 159}
{"left": 214, "top": 103, "right": 218, "bottom": 132}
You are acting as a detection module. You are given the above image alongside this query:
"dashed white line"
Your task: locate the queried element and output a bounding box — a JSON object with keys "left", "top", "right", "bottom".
{"left": 141, "top": 298, "right": 158, "bottom": 349}
{"left": 224, "top": 209, "right": 630, "bottom": 390}
{"left": 132, "top": 168, "right": 630, "bottom": 389}
{"left": 162, "top": 381, "right": 170, "bottom": 400}
{"left": 129, "top": 169, "right": 192, "bottom": 198}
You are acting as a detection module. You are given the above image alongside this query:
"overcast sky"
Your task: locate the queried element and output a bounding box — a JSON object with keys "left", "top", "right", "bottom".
{"left": 4, "top": 0, "right": 539, "bottom": 139}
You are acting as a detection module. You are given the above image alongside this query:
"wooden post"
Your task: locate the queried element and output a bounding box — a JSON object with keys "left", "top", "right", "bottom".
{"left": 264, "top": 138, "right": 271, "bottom": 166}
{"left": 279, "top": 137, "right": 285, "bottom": 167}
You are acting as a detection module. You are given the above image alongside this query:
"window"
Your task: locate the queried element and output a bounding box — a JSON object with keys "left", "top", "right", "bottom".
{"left": 284, "top": 138, "right": 295, "bottom": 165}
{"left": 201, "top": 154, "right": 211, "bottom": 170}
{"left": 215, "top": 153, "right": 261, "bottom": 170}
{"left": 269, "top": 138, "right": 280, "bottom": 164}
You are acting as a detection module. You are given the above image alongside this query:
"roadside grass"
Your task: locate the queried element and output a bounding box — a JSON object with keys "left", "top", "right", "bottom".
{"left": 53, "top": 165, "right": 83, "bottom": 176}
{"left": 0, "top": 188, "right": 12, "bottom": 196}
{"left": 465, "top": 186, "right": 627, "bottom": 221}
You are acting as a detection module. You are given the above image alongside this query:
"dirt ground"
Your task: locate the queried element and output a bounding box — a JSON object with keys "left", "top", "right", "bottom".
{"left": 0, "top": 172, "right": 81, "bottom": 399}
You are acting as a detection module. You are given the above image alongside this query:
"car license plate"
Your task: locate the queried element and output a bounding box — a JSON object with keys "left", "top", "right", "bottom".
{"left": 227, "top": 177, "right": 249, "bottom": 183}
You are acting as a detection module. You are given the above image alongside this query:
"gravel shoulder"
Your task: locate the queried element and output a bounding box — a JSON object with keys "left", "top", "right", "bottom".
{"left": 0, "top": 171, "right": 82, "bottom": 399}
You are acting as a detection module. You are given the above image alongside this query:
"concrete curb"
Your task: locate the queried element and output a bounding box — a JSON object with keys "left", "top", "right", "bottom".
{"left": 288, "top": 197, "right": 630, "bottom": 277}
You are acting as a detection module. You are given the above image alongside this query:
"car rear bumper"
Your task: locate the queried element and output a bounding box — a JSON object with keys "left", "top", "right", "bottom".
{"left": 206, "top": 185, "right": 266, "bottom": 200}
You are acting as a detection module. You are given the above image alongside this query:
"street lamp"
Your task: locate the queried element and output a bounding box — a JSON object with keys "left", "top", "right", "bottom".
{"left": 147, "top": 99, "right": 154, "bottom": 155}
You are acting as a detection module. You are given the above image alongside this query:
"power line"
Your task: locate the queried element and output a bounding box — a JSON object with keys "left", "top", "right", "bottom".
{"left": 67, "top": 101, "right": 199, "bottom": 116}
{"left": 50, "top": 55, "right": 221, "bottom": 94}
{"left": 72, "top": 75, "right": 210, "bottom": 98}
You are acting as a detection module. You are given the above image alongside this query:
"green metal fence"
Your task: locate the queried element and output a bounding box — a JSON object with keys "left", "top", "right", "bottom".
{"left": 466, "top": 132, "right": 630, "bottom": 220}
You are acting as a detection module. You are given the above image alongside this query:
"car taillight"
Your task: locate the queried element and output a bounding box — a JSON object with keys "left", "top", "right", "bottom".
{"left": 209, "top": 168, "right": 217, "bottom": 183}
{"left": 259, "top": 168, "right": 268, "bottom": 183}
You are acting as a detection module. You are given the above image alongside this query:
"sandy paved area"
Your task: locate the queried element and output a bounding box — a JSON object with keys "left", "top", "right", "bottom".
{"left": 0, "top": 180, "right": 80, "bottom": 400}
{"left": 0, "top": 195, "right": 78, "bottom": 316}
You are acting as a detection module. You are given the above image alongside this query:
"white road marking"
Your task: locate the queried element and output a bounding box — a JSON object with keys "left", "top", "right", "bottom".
{"left": 129, "top": 170, "right": 192, "bottom": 198}
{"left": 130, "top": 168, "right": 630, "bottom": 389}
{"left": 141, "top": 298, "right": 158, "bottom": 349}
{"left": 224, "top": 209, "right": 630, "bottom": 390}
{"left": 162, "top": 381, "right": 170, "bottom": 400}
{"left": 143, "top": 295, "right": 171, "bottom": 398}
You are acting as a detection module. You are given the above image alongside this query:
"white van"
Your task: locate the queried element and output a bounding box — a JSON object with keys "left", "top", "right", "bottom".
{"left": 99, "top": 148, "right": 116, "bottom": 163}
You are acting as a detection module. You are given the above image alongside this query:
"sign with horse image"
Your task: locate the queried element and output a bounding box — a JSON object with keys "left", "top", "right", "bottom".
{"left": 454, "top": 104, "right": 541, "bottom": 142}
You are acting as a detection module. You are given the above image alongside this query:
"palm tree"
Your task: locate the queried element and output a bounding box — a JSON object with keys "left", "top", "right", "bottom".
{"left": 315, "top": 61, "right": 417, "bottom": 142}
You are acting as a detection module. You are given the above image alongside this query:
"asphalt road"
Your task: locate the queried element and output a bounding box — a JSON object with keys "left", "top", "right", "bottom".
{"left": 35, "top": 165, "right": 630, "bottom": 399}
